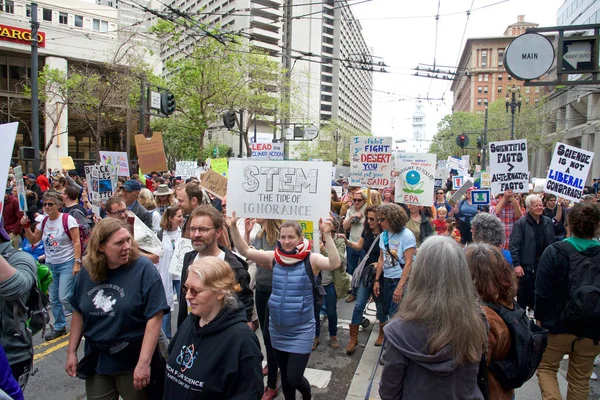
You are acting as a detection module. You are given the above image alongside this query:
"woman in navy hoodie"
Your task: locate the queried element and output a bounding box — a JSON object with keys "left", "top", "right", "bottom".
{"left": 164, "top": 256, "right": 263, "bottom": 399}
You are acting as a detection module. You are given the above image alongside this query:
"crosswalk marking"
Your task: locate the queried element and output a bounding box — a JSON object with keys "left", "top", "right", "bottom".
{"left": 305, "top": 368, "right": 332, "bottom": 389}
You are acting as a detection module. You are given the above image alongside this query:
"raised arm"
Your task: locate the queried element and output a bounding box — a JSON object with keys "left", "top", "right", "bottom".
{"left": 310, "top": 218, "right": 341, "bottom": 272}
{"left": 226, "top": 212, "right": 274, "bottom": 267}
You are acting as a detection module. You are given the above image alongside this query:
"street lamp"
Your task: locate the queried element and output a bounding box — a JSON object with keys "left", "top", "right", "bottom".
{"left": 505, "top": 86, "right": 522, "bottom": 140}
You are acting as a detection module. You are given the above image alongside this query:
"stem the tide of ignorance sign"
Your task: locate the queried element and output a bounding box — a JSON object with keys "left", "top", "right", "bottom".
{"left": 545, "top": 142, "right": 594, "bottom": 203}
{"left": 226, "top": 159, "right": 332, "bottom": 221}
{"left": 488, "top": 139, "right": 529, "bottom": 194}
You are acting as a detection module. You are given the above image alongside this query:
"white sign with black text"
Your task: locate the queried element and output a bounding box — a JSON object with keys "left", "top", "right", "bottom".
{"left": 489, "top": 139, "right": 529, "bottom": 194}
{"left": 545, "top": 142, "right": 594, "bottom": 203}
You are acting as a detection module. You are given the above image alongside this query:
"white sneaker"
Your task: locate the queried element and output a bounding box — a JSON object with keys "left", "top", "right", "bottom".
{"left": 527, "top": 309, "right": 535, "bottom": 319}
{"left": 591, "top": 371, "right": 598, "bottom": 380}
{"left": 595, "top": 355, "right": 600, "bottom": 366}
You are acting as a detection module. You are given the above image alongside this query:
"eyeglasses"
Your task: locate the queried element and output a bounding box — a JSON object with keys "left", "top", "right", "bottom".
{"left": 367, "top": 217, "right": 377, "bottom": 222}
{"left": 108, "top": 209, "right": 128, "bottom": 217}
{"left": 378, "top": 217, "right": 386, "bottom": 222}
{"left": 42, "top": 202, "right": 56, "bottom": 207}
{"left": 182, "top": 284, "right": 212, "bottom": 297}
{"left": 353, "top": 198, "right": 364, "bottom": 203}
{"left": 437, "top": 192, "right": 445, "bottom": 195}
{"left": 189, "top": 226, "right": 216, "bottom": 234}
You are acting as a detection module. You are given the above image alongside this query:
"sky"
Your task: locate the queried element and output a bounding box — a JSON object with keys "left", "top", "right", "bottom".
{"left": 350, "top": 0, "right": 564, "bottom": 142}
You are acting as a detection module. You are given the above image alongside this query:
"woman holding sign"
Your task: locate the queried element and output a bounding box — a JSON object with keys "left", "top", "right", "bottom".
{"left": 226, "top": 214, "right": 341, "bottom": 400}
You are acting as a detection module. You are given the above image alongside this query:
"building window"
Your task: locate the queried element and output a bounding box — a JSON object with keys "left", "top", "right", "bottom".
{"left": 484, "top": 98, "right": 488, "bottom": 105}
{"left": 59, "top": 12, "right": 68, "bottom": 25}
{"left": 484, "top": 86, "right": 488, "bottom": 94}
{"left": 101, "top": 20, "right": 108, "bottom": 32}
{"left": 26, "top": 4, "right": 30, "bottom": 17}
{"left": 498, "top": 73, "right": 503, "bottom": 81}
{"left": 498, "top": 49, "right": 504, "bottom": 66}
{"left": 93, "top": 19, "right": 108, "bottom": 32}
{"left": 484, "top": 74, "right": 489, "bottom": 82}
{"left": 42, "top": 8, "right": 52, "bottom": 21}
{"left": 481, "top": 50, "right": 487, "bottom": 67}
{"left": 498, "top": 86, "right": 502, "bottom": 94}
{"left": 507, "top": 75, "right": 512, "bottom": 81}
{"left": 477, "top": 98, "right": 482, "bottom": 106}
{"left": 1, "top": 0, "right": 14, "bottom": 14}
{"left": 478, "top": 86, "right": 482, "bottom": 94}
{"left": 74, "top": 15, "right": 83, "bottom": 27}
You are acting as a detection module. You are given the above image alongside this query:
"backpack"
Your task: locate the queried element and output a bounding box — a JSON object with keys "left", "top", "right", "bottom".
{"left": 271, "top": 256, "right": 325, "bottom": 313}
{"left": 2, "top": 246, "right": 50, "bottom": 338}
{"left": 555, "top": 241, "right": 600, "bottom": 341}
{"left": 42, "top": 213, "right": 88, "bottom": 253}
{"left": 484, "top": 301, "right": 548, "bottom": 389}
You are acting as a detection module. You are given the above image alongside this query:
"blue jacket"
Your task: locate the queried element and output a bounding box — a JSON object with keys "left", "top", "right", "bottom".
{"left": 269, "top": 260, "right": 313, "bottom": 327}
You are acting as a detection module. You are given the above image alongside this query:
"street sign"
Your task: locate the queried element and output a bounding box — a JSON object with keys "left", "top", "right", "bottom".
{"left": 150, "top": 91, "right": 161, "bottom": 110}
{"left": 304, "top": 125, "right": 318, "bottom": 140}
{"left": 504, "top": 33, "right": 555, "bottom": 80}
{"left": 561, "top": 37, "right": 596, "bottom": 74}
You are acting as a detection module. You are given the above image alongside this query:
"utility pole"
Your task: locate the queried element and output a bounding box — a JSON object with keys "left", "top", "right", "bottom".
{"left": 139, "top": 80, "right": 146, "bottom": 136}
{"left": 282, "top": 0, "right": 293, "bottom": 160}
{"left": 482, "top": 106, "right": 488, "bottom": 169}
{"left": 30, "top": 2, "right": 40, "bottom": 173}
{"left": 238, "top": 109, "right": 244, "bottom": 158}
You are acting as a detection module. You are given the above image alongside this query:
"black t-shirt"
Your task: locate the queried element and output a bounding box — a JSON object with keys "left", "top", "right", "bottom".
{"left": 361, "top": 230, "right": 381, "bottom": 266}
{"left": 70, "top": 256, "right": 169, "bottom": 374}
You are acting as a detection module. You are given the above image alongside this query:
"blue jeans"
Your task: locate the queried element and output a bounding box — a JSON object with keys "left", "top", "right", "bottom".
{"left": 173, "top": 280, "right": 181, "bottom": 304}
{"left": 316, "top": 283, "right": 338, "bottom": 337}
{"left": 347, "top": 247, "right": 365, "bottom": 294}
{"left": 162, "top": 312, "right": 172, "bottom": 340}
{"left": 47, "top": 260, "right": 75, "bottom": 331}
{"left": 351, "top": 283, "right": 385, "bottom": 325}
{"left": 382, "top": 277, "right": 401, "bottom": 323}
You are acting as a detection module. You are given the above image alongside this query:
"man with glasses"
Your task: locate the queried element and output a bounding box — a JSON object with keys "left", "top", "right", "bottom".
{"left": 176, "top": 205, "right": 253, "bottom": 329}
{"left": 118, "top": 180, "right": 153, "bottom": 229}
{"left": 341, "top": 190, "right": 368, "bottom": 302}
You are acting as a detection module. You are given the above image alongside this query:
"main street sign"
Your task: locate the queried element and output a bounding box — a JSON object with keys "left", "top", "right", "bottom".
{"left": 504, "top": 33, "right": 555, "bottom": 81}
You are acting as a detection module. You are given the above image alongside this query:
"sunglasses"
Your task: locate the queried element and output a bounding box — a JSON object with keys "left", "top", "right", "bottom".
{"left": 353, "top": 198, "right": 364, "bottom": 203}
{"left": 42, "top": 202, "right": 56, "bottom": 207}
{"left": 437, "top": 192, "right": 445, "bottom": 195}
{"left": 367, "top": 217, "right": 377, "bottom": 222}
{"left": 182, "top": 284, "right": 211, "bottom": 297}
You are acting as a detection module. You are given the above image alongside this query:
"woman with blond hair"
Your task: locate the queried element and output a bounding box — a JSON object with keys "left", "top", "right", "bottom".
{"left": 164, "top": 256, "right": 264, "bottom": 399}
{"left": 138, "top": 188, "right": 161, "bottom": 233}
{"left": 66, "top": 218, "right": 169, "bottom": 400}
{"left": 379, "top": 236, "right": 487, "bottom": 399}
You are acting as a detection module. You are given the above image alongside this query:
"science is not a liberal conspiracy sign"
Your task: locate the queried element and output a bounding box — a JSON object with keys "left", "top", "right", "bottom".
{"left": 226, "top": 159, "right": 331, "bottom": 221}
{"left": 545, "top": 142, "right": 594, "bottom": 203}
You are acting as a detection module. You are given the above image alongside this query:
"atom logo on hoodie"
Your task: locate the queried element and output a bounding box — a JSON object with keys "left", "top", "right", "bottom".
{"left": 176, "top": 344, "right": 197, "bottom": 372}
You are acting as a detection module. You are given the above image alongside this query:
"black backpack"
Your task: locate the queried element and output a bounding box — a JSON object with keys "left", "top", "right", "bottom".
{"left": 484, "top": 301, "right": 548, "bottom": 389}
{"left": 555, "top": 241, "right": 600, "bottom": 341}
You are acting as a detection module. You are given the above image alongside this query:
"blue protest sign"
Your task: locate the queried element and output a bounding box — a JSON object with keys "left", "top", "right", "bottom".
{"left": 471, "top": 189, "right": 490, "bottom": 205}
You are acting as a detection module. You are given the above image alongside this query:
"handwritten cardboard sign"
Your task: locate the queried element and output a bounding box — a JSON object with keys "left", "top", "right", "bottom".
{"left": 393, "top": 153, "right": 437, "bottom": 206}
{"left": 489, "top": 139, "right": 529, "bottom": 194}
{"left": 169, "top": 238, "right": 193, "bottom": 277}
{"left": 350, "top": 136, "right": 393, "bottom": 188}
{"left": 99, "top": 151, "right": 129, "bottom": 177}
{"left": 59, "top": 156, "right": 76, "bottom": 171}
{"left": 545, "top": 142, "right": 594, "bottom": 203}
{"left": 227, "top": 159, "right": 331, "bottom": 220}
{"left": 199, "top": 169, "right": 228, "bottom": 199}
{"left": 134, "top": 133, "right": 168, "bottom": 174}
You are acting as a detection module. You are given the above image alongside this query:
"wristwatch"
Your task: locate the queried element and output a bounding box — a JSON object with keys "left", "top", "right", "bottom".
{"left": 74, "top": 259, "right": 82, "bottom": 263}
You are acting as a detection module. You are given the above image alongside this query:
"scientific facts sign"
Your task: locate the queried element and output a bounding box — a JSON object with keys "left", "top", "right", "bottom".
{"left": 488, "top": 139, "right": 529, "bottom": 194}
{"left": 350, "top": 136, "right": 393, "bottom": 188}
{"left": 545, "top": 142, "right": 594, "bottom": 203}
{"left": 227, "top": 159, "right": 331, "bottom": 220}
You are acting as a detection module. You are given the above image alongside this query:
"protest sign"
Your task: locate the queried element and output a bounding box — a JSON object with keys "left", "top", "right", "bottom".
{"left": 199, "top": 169, "right": 228, "bottom": 199}
{"left": 350, "top": 136, "right": 393, "bottom": 188}
{"left": 298, "top": 220, "right": 314, "bottom": 242}
{"left": 210, "top": 158, "right": 229, "bottom": 177}
{"left": 473, "top": 172, "right": 482, "bottom": 189}
{"left": 448, "top": 179, "right": 474, "bottom": 206}
{"left": 435, "top": 160, "right": 447, "bottom": 188}
{"left": 545, "top": 142, "right": 594, "bottom": 203}
{"left": 447, "top": 156, "right": 467, "bottom": 173}
{"left": 480, "top": 171, "right": 491, "bottom": 188}
{"left": 132, "top": 213, "right": 164, "bottom": 258}
{"left": 176, "top": 161, "right": 199, "bottom": 179}
{"left": 99, "top": 151, "right": 129, "bottom": 177}
{"left": 471, "top": 189, "right": 491, "bottom": 205}
{"left": 489, "top": 139, "right": 529, "bottom": 193}
{"left": 393, "top": 153, "right": 437, "bottom": 206}
{"left": 134, "top": 133, "right": 168, "bottom": 174}
{"left": 453, "top": 176, "right": 464, "bottom": 190}
{"left": 251, "top": 142, "right": 284, "bottom": 160}
{"left": 169, "top": 238, "right": 193, "bottom": 277}
{"left": 59, "top": 156, "right": 76, "bottom": 171}
{"left": 0, "top": 123, "right": 18, "bottom": 221}
{"left": 227, "top": 159, "right": 331, "bottom": 220}
{"left": 14, "top": 166, "right": 27, "bottom": 212}
{"left": 85, "top": 165, "right": 118, "bottom": 209}
{"left": 333, "top": 186, "right": 343, "bottom": 199}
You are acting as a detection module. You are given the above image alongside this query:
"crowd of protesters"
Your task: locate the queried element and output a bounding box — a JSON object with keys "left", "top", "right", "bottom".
{"left": 0, "top": 165, "right": 598, "bottom": 400}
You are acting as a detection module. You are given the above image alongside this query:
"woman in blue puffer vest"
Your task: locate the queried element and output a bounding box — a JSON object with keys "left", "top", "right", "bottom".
{"left": 227, "top": 214, "right": 341, "bottom": 400}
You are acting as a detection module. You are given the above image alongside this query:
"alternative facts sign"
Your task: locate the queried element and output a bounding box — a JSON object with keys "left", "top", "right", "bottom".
{"left": 350, "top": 136, "right": 392, "bottom": 188}
{"left": 394, "top": 153, "right": 437, "bottom": 207}
{"left": 227, "top": 160, "right": 331, "bottom": 220}
{"left": 489, "top": 139, "right": 529, "bottom": 193}
{"left": 545, "top": 142, "right": 594, "bottom": 203}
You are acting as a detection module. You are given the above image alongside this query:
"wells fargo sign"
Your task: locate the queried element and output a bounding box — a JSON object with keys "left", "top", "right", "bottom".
{"left": 0, "top": 24, "right": 45, "bottom": 48}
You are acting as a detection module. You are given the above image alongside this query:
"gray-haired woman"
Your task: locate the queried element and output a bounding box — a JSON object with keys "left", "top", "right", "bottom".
{"left": 380, "top": 236, "right": 487, "bottom": 399}
{"left": 471, "top": 213, "right": 513, "bottom": 265}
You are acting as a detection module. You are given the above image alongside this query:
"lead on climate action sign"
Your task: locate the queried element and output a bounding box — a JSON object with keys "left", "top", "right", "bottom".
{"left": 394, "top": 153, "right": 437, "bottom": 206}
{"left": 350, "top": 136, "right": 392, "bottom": 188}
{"left": 489, "top": 139, "right": 529, "bottom": 193}
{"left": 227, "top": 159, "right": 331, "bottom": 220}
{"left": 545, "top": 142, "right": 594, "bottom": 203}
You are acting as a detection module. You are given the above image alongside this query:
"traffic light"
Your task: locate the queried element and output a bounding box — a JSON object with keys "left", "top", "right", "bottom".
{"left": 213, "top": 147, "right": 219, "bottom": 157}
{"left": 456, "top": 134, "right": 469, "bottom": 149}
{"left": 476, "top": 135, "right": 483, "bottom": 148}
{"left": 223, "top": 111, "right": 236, "bottom": 130}
{"left": 160, "top": 91, "right": 176, "bottom": 115}
{"left": 477, "top": 153, "right": 481, "bottom": 163}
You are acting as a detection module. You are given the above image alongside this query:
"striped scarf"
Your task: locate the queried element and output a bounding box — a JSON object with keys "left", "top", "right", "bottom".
{"left": 273, "top": 238, "right": 312, "bottom": 267}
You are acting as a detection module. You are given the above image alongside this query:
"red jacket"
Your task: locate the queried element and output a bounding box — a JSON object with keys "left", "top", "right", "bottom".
{"left": 2, "top": 195, "right": 23, "bottom": 235}
{"left": 36, "top": 174, "right": 50, "bottom": 192}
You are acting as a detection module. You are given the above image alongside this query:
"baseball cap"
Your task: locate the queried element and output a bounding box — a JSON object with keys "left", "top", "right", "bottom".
{"left": 26, "top": 174, "right": 36, "bottom": 180}
{"left": 122, "top": 180, "right": 142, "bottom": 192}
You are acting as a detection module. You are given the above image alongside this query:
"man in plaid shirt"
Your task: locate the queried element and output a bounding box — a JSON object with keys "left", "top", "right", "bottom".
{"left": 490, "top": 190, "right": 523, "bottom": 249}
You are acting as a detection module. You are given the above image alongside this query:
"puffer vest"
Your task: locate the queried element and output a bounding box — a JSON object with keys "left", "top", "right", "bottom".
{"left": 268, "top": 260, "right": 314, "bottom": 327}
